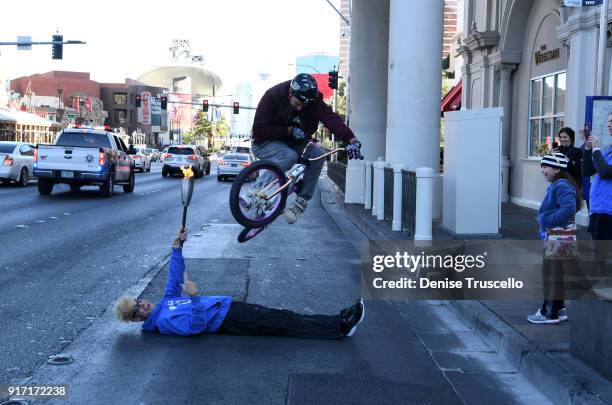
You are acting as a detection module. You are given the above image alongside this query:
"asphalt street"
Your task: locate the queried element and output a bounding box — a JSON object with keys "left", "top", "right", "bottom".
{"left": 0, "top": 161, "right": 225, "bottom": 385}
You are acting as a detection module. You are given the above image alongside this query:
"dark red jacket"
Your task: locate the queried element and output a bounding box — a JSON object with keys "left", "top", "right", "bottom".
{"left": 251, "top": 80, "right": 355, "bottom": 145}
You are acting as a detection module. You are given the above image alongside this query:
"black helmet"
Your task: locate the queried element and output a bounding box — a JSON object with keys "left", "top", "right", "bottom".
{"left": 289, "top": 73, "right": 318, "bottom": 104}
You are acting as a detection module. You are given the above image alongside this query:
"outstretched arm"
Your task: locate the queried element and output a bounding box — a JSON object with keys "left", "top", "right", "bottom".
{"left": 164, "top": 228, "right": 188, "bottom": 298}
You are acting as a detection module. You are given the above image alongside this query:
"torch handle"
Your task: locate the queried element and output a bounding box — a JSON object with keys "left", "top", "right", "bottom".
{"left": 180, "top": 206, "right": 188, "bottom": 247}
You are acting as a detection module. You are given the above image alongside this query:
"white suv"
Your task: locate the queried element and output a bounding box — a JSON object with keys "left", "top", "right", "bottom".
{"left": 162, "top": 145, "right": 210, "bottom": 178}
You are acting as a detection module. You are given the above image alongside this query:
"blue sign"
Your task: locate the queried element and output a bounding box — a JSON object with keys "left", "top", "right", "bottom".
{"left": 564, "top": 0, "right": 603, "bottom": 6}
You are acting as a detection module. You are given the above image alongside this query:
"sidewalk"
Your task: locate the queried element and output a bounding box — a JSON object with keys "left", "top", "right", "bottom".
{"left": 320, "top": 176, "right": 612, "bottom": 405}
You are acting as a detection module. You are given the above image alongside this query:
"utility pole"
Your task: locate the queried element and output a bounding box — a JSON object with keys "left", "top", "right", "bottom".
{"left": 597, "top": 0, "right": 609, "bottom": 95}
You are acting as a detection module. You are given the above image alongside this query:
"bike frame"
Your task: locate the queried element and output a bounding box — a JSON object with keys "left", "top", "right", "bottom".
{"left": 260, "top": 142, "right": 345, "bottom": 201}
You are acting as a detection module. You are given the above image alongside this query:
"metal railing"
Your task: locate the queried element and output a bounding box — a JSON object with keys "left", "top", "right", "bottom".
{"left": 383, "top": 167, "right": 394, "bottom": 221}
{"left": 401, "top": 169, "right": 417, "bottom": 235}
{"left": 327, "top": 161, "right": 347, "bottom": 192}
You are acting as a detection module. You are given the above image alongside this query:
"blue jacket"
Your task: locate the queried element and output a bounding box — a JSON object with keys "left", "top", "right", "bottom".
{"left": 583, "top": 147, "right": 612, "bottom": 215}
{"left": 142, "top": 248, "right": 232, "bottom": 336}
{"left": 537, "top": 179, "right": 576, "bottom": 239}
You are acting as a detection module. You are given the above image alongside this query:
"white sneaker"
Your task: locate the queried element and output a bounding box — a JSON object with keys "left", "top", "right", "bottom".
{"left": 284, "top": 197, "right": 307, "bottom": 224}
{"left": 527, "top": 308, "right": 560, "bottom": 325}
{"left": 558, "top": 307, "right": 568, "bottom": 322}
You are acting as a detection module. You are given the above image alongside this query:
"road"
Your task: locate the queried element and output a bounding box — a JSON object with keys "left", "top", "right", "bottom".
{"left": 0, "top": 161, "right": 225, "bottom": 384}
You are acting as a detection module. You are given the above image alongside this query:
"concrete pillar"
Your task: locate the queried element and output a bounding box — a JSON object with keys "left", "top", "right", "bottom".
{"left": 346, "top": 0, "right": 390, "bottom": 203}
{"left": 415, "top": 167, "right": 434, "bottom": 241}
{"left": 386, "top": 0, "right": 444, "bottom": 220}
{"left": 373, "top": 159, "right": 386, "bottom": 220}
{"left": 364, "top": 161, "right": 373, "bottom": 209}
{"left": 498, "top": 64, "right": 515, "bottom": 203}
{"left": 392, "top": 164, "right": 404, "bottom": 231}
{"left": 385, "top": 0, "right": 443, "bottom": 171}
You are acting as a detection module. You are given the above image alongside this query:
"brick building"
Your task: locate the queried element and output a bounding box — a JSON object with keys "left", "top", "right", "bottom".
{"left": 10, "top": 71, "right": 100, "bottom": 107}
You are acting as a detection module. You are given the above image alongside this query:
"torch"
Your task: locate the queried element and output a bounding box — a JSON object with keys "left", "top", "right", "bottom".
{"left": 179, "top": 165, "right": 195, "bottom": 246}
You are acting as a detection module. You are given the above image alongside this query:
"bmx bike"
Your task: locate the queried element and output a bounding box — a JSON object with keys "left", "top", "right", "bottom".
{"left": 229, "top": 141, "right": 345, "bottom": 243}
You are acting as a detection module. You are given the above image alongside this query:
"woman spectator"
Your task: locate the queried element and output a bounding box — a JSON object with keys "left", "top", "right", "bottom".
{"left": 528, "top": 152, "right": 582, "bottom": 324}
{"left": 554, "top": 127, "right": 583, "bottom": 187}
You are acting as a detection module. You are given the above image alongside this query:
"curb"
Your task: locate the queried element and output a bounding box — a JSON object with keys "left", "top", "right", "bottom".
{"left": 318, "top": 175, "right": 606, "bottom": 405}
{"left": 450, "top": 300, "right": 604, "bottom": 405}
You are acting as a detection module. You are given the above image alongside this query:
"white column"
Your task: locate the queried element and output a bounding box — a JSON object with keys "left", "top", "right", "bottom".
{"left": 364, "top": 161, "right": 373, "bottom": 209}
{"left": 415, "top": 167, "right": 434, "bottom": 241}
{"left": 346, "top": 0, "right": 390, "bottom": 203}
{"left": 392, "top": 164, "right": 404, "bottom": 231}
{"left": 373, "top": 159, "right": 386, "bottom": 220}
{"left": 498, "top": 64, "right": 515, "bottom": 203}
{"left": 386, "top": 0, "right": 444, "bottom": 220}
{"left": 385, "top": 0, "right": 443, "bottom": 171}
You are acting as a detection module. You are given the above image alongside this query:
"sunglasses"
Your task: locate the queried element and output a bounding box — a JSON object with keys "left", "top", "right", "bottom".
{"left": 131, "top": 299, "right": 143, "bottom": 320}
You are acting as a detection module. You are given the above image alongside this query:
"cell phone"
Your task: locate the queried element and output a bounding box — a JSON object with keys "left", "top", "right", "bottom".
{"left": 584, "top": 123, "right": 591, "bottom": 139}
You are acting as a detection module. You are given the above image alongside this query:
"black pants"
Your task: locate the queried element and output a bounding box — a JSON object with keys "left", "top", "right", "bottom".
{"left": 218, "top": 301, "right": 344, "bottom": 339}
{"left": 589, "top": 213, "right": 612, "bottom": 240}
{"left": 541, "top": 259, "right": 565, "bottom": 319}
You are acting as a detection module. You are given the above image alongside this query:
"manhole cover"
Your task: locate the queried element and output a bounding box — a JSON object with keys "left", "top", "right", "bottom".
{"left": 47, "top": 354, "right": 74, "bottom": 365}
{"left": 1, "top": 400, "right": 29, "bottom": 405}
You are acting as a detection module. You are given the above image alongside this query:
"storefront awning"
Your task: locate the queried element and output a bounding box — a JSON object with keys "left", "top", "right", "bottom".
{"left": 441, "top": 81, "right": 462, "bottom": 116}
{"left": 0, "top": 109, "right": 56, "bottom": 126}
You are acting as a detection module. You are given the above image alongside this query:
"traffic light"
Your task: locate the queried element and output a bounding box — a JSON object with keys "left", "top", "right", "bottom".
{"left": 135, "top": 94, "right": 142, "bottom": 107}
{"left": 233, "top": 102, "right": 239, "bottom": 114}
{"left": 328, "top": 70, "right": 338, "bottom": 90}
{"left": 52, "top": 34, "right": 63, "bottom": 60}
{"left": 203, "top": 99, "right": 209, "bottom": 112}
{"left": 161, "top": 96, "right": 168, "bottom": 110}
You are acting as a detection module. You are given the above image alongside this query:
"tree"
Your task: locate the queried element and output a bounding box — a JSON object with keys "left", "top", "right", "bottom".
{"left": 192, "top": 112, "right": 213, "bottom": 147}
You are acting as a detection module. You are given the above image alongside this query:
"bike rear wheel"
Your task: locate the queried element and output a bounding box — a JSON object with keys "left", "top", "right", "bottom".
{"left": 237, "top": 227, "right": 265, "bottom": 243}
{"left": 229, "top": 160, "right": 289, "bottom": 228}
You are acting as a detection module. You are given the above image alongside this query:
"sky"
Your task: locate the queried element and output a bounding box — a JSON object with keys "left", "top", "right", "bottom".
{"left": 0, "top": 0, "right": 342, "bottom": 92}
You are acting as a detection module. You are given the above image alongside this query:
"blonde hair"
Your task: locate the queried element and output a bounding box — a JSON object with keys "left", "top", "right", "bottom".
{"left": 114, "top": 295, "right": 136, "bottom": 322}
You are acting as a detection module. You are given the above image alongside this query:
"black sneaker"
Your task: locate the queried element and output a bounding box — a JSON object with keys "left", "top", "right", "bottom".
{"left": 341, "top": 298, "right": 365, "bottom": 337}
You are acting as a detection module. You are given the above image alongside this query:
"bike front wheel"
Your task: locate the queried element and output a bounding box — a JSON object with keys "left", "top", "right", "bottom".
{"left": 229, "top": 160, "right": 289, "bottom": 228}
{"left": 237, "top": 227, "right": 265, "bottom": 243}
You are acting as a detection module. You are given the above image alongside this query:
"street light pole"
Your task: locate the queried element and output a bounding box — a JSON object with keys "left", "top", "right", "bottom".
{"left": 597, "top": 0, "right": 609, "bottom": 95}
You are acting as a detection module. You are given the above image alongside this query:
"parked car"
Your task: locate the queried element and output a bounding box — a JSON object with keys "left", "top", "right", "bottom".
{"left": 162, "top": 145, "right": 211, "bottom": 178}
{"left": 217, "top": 152, "right": 255, "bottom": 181}
{"left": 0, "top": 141, "right": 35, "bottom": 187}
{"left": 130, "top": 147, "right": 152, "bottom": 172}
{"left": 34, "top": 129, "right": 135, "bottom": 197}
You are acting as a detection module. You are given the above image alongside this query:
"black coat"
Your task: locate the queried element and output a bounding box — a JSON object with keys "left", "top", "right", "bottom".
{"left": 555, "top": 145, "right": 583, "bottom": 186}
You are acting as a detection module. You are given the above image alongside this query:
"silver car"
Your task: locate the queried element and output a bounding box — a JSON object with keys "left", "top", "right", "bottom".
{"left": 217, "top": 152, "right": 255, "bottom": 181}
{"left": 162, "top": 145, "right": 210, "bottom": 178}
{"left": 0, "top": 141, "right": 35, "bottom": 186}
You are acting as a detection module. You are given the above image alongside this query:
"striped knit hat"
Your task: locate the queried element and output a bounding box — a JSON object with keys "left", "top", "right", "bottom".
{"left": 541, "top": 152, "right": 569, "bottom": 170}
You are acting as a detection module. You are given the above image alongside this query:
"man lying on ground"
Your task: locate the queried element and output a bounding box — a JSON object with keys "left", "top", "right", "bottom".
{"left": 114, "top": 228, "right": 364, "bottom": 339}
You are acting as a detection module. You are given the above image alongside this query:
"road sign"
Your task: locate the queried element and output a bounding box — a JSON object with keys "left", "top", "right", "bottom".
{"left": 17, "top": 36, "right": 31, "bottom": 50}
{"left": 564, "top": 0, "right": 603, "bottom": 6}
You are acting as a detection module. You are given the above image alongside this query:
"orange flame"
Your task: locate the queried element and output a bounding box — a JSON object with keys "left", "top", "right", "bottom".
{"left": 180, "top": 165, "right": 195, "bottom": 179}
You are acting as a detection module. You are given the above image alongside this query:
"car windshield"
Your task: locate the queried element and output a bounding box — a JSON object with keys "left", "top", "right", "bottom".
{"left": 0, "top": 143, "right": 17, "bottom": 153}
{"left": 224, "top": 154, "right": 249, "bottom": 161}
{"left": 55, "top": 132, "right": 112, "bottom": 149}
{"left": 168, "top": 147, "right": 195, "bottom": 155}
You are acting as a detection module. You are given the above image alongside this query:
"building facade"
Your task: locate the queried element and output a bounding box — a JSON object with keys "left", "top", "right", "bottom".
{"left": 100, "top": 81, "right": 168, "bottom": 147}
{"left": 457, "top": 0, "right": 612, "bottom": 210}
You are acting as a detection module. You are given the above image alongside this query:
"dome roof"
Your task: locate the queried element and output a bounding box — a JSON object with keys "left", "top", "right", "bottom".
{"left": 137, "top": 64, "right": 223, "bottom": 96}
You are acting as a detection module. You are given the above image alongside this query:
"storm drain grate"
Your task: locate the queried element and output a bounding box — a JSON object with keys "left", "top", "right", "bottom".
{"left": 47, "top": 354, "right": 74, "bottom": 365}
{"left": 287, "top": 374, "right": 436, "bottom": 405}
